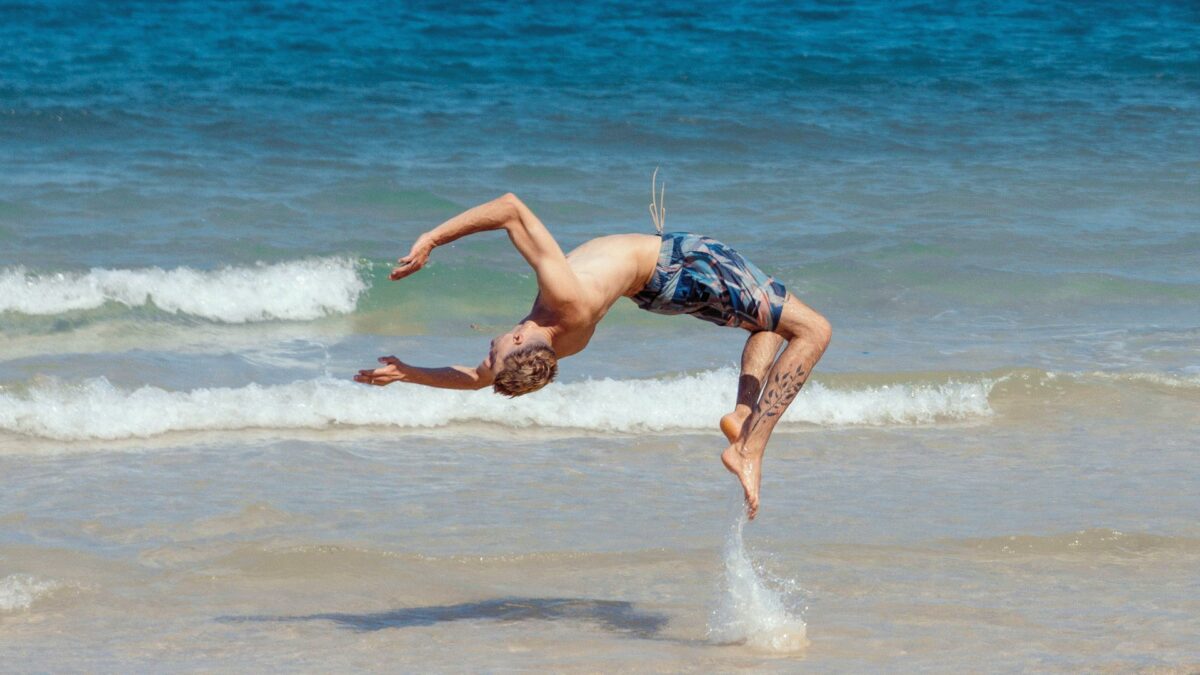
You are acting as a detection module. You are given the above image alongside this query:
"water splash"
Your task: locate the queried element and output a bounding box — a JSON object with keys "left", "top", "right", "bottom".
{"left": 708, "top": 495, "right": 809, "bottom": 652}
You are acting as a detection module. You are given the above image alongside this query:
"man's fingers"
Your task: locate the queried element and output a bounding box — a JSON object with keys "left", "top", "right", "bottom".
{"left": 391, "top": 239, "right": 429, "bottom": 278}
{"left": 354, "top": 373, "right": 397, "bottom": 386}
{"left": 354, "top": 359, "right": 404, "bottom": 386}
{"left": 389, "top": 255, "right": 426, "bottom": 281}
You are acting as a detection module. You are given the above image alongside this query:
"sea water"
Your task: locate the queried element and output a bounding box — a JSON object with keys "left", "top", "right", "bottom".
{"left": 2, "top": 0, "right": 1198, "bottom": 671}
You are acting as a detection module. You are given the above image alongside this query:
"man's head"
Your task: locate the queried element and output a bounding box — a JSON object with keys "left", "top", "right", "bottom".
{"left": 487, "top": 323, "right": 558, "bottom": 397}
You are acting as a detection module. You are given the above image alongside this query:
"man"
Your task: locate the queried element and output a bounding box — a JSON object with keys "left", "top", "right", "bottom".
{"left": 355, "top": 192, "right": 831, "bottom": 519}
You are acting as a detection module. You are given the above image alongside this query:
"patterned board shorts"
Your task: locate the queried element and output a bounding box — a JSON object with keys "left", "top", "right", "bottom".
{"left": 631, "top": 232, "right": 789, "bottom": 332}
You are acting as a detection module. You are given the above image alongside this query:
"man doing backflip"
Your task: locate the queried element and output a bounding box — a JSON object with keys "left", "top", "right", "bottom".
{"left": 355, "top": 189, "right": 831, "bottom": 519}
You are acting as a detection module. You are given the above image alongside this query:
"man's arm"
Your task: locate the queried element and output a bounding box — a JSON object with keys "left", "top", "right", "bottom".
{"left": 391, "top": 193, "right": 583, "bottom": 311}
{"left": 355, "top": 356, "right": 493, "bottom": 390}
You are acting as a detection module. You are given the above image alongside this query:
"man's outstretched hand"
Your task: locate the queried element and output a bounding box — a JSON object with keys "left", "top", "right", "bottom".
{"left": 390, "top": 237, "right": 433, "bottom": 280}
{"left": 354, "top": 356, "right": 410, "bottom": 386}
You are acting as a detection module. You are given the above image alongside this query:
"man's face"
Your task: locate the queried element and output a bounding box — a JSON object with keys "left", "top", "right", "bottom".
{"left": 484, "top": 328, "right": 521, "bottom": 375}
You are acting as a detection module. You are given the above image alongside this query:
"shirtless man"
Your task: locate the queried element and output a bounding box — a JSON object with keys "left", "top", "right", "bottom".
{"left": 355, "top": 192, "right": 831, "bottom": 519}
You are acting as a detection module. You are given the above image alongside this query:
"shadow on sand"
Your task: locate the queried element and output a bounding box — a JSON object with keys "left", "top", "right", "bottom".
{"left": 220, "top": 597, "right": 670, "bottom": 639}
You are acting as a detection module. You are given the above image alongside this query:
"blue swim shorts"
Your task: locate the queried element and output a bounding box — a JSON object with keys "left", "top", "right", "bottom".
{"left": 631, "top": 232, "right": 788, "bottom": 332}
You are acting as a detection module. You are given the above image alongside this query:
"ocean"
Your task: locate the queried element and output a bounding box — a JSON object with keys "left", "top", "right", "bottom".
{"left": 1, "top": 0, "right": 1198, "bottom": 671}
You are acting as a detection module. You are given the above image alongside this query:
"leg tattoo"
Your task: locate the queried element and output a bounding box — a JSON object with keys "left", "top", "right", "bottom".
{"left": 722, "top": 295, "right": 832, "bottom": 519}
{"left": 722, "top": 331, "right": 784, "bottom": 443}
{"left": 747, "top": 365, "right": 807, "bottom": 440}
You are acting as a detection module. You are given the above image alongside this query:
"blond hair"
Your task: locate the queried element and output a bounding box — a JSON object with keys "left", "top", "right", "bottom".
{"left": 492, "top": 343, "right": 558, "bottom": 397}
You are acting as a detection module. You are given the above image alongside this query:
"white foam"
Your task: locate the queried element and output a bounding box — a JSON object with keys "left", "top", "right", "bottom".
{"left": 0, "top": 369, "right": 996, "bottom": 441}
{"left": 1083, "top": 371, "right": 1200, "bottom": 389}
{"left": 0, "top": 258, "right": 366, "bottom": 323}
{"left": 0, "top": 574, "right": 60, "bottom": 612}
{"left": 708, "top": 501, "right": 808, "bottom": 652}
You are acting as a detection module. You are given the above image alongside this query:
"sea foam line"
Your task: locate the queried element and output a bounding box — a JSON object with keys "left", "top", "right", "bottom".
{"left": 0, "top": 258, "right": 367, "bottom": 323}
{"left": 0, "top": 574, "right": 60, "bottom": 612}
{"left": 1080, "top": 371, "right": 1200, "bottom": 390}
{"left": 0, "top": 368, "right": 995, "bottom": 441}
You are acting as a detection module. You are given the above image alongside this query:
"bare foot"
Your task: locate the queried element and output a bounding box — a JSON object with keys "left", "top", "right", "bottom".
{"left": 721, "top": 443, "right": 763, "bottom": 520}
{"left": 720, "top": 407, "right": 751, "bottom": 443}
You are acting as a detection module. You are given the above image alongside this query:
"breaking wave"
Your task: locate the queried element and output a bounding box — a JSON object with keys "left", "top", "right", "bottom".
{"left": 0, "top": 258, "right": 366, "bottom": 323}
{"left": 0, "top": 368, "right": 995, "bottom": 441}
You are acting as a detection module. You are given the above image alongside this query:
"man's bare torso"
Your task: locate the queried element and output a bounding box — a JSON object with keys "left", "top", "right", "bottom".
{"left": 530, "top": 233, "right": 661, "bottom": 358}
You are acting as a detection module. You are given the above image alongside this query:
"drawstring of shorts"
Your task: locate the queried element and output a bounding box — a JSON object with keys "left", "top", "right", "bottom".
{"left": 649, "top": 167, "right": 665, "bottom": 236}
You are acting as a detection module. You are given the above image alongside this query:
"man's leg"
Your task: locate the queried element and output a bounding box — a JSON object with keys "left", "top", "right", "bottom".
{"left": 722, "top": 295, "right": 832, "bottom": 519}
{"left": 721, "top": 330, "right": 785, "bottom": 443}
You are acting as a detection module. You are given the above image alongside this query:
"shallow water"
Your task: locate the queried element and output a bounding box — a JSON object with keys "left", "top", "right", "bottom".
{"left": 2, "top": 376, "right": 1198, "bottom": 671}
{"left": 2, "top": 0, "right": 1198, "bottom": 671}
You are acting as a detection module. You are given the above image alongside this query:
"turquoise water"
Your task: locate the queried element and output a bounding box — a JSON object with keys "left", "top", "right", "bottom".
{"left": 1, "top": 1, "right": 1198, "bottom": 671}
{"left": 3, "top": 0, "right": 1198, "bottom": 373}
